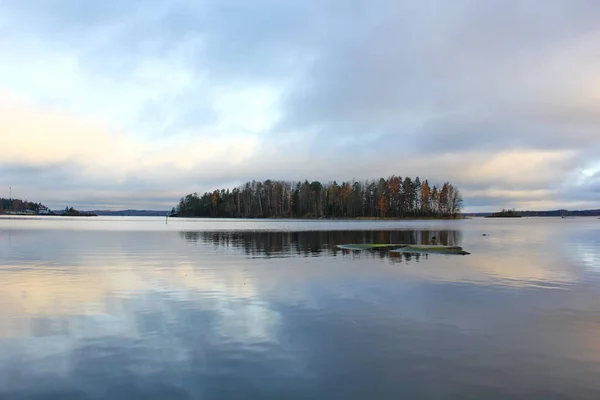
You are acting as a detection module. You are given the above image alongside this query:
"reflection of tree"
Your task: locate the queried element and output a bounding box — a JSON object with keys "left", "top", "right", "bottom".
{"left": 178, "top": 230, "right": 461, "bottom": 261}
{"left": 181, "top": 232, "right": 203, "bottom": 242}
{"left": 388, "top": 251, "right": 426, "bottom": 264}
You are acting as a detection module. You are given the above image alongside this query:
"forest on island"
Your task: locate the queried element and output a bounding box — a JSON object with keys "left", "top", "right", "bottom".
{"left": 173, "top": 177, "right": 463, "bottom": 219}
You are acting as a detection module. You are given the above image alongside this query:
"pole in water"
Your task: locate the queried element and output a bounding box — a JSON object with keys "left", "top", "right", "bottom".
{"left": 166, "top": 213, "right": 169, "bottom": 224}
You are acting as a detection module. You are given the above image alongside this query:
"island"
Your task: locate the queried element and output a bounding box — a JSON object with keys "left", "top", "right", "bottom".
{"left": 172, "top": 176, "right": 464, "bottom": 219}
{"left": 61, "top": 207, "right": 97, "bottom": 217}
{"left": 485, "top": 209, "right": 522, "bottom": 218}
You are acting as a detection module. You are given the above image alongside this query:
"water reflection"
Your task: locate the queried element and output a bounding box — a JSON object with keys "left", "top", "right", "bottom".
{"left": 180, "top": 229, "right": 462, "bottom": 260}
{"left": 2, "top": 218, "right": 600, "bottom": 398}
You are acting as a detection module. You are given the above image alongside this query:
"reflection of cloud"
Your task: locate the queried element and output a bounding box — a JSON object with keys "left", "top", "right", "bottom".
{"left": 0, "top": 262, "right": 279, "bottom": 344}
{"left": 385, "top": 226, "right": 580, "bottom": 287}
{"left": 448, "top": 254, "right": 574, "bottom": 288}
{"left": 0, "top": 266, "right": 148, "bottom": 317}
{"left": 171, "top": 265, "right": 280, "bottom": 342}
{"left": 562, "top": 229, "right": 600, "bottom": 273}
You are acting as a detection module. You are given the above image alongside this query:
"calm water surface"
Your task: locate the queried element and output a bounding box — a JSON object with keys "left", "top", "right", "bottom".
{"left": 1, "top": 216, "right": 599, "bottom": 399}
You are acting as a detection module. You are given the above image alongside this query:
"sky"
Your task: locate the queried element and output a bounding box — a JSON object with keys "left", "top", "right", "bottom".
{"left": 0, "top": 0, "right": 599, "bottom": 212}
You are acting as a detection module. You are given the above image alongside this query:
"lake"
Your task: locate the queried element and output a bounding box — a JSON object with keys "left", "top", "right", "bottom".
{"left": 1, "top": 216, "right": 599, "bottom": 399}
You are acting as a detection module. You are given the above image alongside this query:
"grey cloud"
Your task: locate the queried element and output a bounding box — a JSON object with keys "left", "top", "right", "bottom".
{"left": 0, "top": 162, "right": 78, "bottom": 190}
{"left": 461, "top": 196, "right": 517, "bottom": 209}
{"left": 0, "top": 161, "right": 183, "bottom": 208}
{"left": 563, "top": 170, "right": 600, "bottom": 201}
{"left": 275, "top": 1, "right": 600, "bottom": 153}
{"left": 412, "top": 113, "right": 598, "bottom": 154}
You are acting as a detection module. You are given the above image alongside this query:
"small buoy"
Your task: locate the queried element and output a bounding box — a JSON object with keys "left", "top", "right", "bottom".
{"left": 482, "top": 233, "right": 488, "bottom": 236}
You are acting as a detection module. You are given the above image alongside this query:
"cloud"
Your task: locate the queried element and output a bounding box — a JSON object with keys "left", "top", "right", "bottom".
{"left": 0, "top": 0, "right": 599, "bottom": 210}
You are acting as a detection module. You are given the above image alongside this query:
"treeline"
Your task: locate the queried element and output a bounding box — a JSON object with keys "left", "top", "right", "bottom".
{"left": 90, "top": 210, "right": 169, "bottom": 217}
{"left": 486, "top": 209, "right": 600, "bottom": 217}
{"left": 174, "top": 176, "right": 463, "bottom": 219}
{"left": 62, "top": 207, "right": 96, "bottom": 217}
{"left": 520, "top": 209, "right": 600, "bottom": 217}
{"left": 486, "top": 209, "right": 522, "bottom": 218}
{"left": 0, "top": 198, "right": 46, "bottom": 213}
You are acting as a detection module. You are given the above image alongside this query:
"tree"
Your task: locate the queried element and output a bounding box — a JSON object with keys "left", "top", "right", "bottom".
{"left": 420, "top": 180, "right": 431, "bottom": 216}
{"left": 402, "top": 176, "right": 414, "bottom": 217}
{"left": 448, "top": 184, "right": 463, "bottom": 218}
{"left": 173, "top": 176, "right": 463, "bottom": 219}
{"left": 387, "top": 176, "right": 401, "bottom": 217}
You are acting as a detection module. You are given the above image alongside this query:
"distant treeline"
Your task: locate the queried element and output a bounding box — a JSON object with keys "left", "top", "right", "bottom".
{"left": 520, "top": 209, "right": 600, "bottom": 217}
{"left": 89, "top": 210, "right": 169, "bottom": 217}
{"left": 486, "top": 209, "right": 522, "bottom": 218}
{"left": 467, "top": 209, "right": 600, "bottom": 217}
{"left": 173, "top": 177, "right": 463, "bottom": 219}
{"left": 0, "top": 198, "right": 46, "bottom": 213}
{"left": 62, "top": 207, "right": 96, "bottom": 217}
